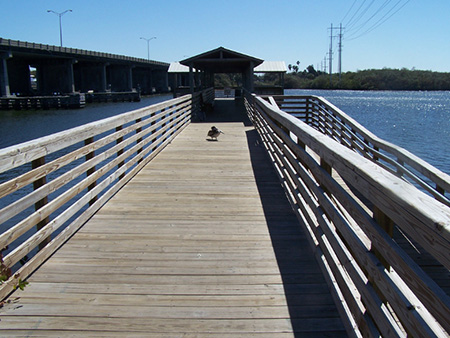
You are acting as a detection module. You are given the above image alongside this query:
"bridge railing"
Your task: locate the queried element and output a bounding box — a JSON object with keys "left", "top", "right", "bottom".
{"left": 0, "top": 38, "right": 169, "bottom": 67}
{"left": 268, "top": 95, "right": 450, "bottom": 206}
{"left": 246, "top": 93, "right": 450, "bottom": 337}
{"left": 0, "top": 94, "right": 194, "bottom": 299}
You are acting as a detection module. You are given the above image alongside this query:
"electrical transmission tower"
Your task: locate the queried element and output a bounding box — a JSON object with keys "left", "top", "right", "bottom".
{"left": 328, "top": 23, "right": 344, "bottom": 86}
{"left": 329, "top": 23, "right": 334, "bottom": 86}
{"left": 338, "top": 23, "right": 344, "bottom": 83}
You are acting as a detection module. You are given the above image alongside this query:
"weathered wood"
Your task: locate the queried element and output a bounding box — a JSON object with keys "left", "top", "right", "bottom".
{"left": 31, "top": 157, "right": 50, "bottom": 250}
{"left": 0, "top": 114, "right": 191, "bottom": 300}
{"left": 84, "top": 137, "right": 97, "bottom": 206}
{"left": 0, "top": 111, "right": 346, "bottom": 336}
{"left": 253, "top": 104, "right": 404, "bottom": 337}
{"left": 0, "top": 106, "right": 189, "bottom": 228}
{"left": 0, "top": 95, "right": 192, "bottom": 173}
{"left": 252, "top": 95, "right": 450, "bottom": 336}
{"left": 0, "top": 94, "right": 193, "bottom": 295}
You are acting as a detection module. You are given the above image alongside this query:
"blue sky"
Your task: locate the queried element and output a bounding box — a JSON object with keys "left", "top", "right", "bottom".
{"left": 1, "top": 1, "right": 449, "bottom": 73}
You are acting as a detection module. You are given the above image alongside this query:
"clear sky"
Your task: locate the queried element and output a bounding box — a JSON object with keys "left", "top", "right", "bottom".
{"left": 1, "top": 0, "right": 449, "bottom": 73}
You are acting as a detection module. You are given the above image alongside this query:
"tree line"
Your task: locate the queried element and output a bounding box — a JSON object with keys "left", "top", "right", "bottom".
{"left": 284, "top": 66, "right": 450, "bottom": 91}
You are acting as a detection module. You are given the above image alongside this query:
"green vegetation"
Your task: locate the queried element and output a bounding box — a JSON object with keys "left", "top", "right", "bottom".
{"left": 284, "top": 66, "right": 450, "bottom": 91}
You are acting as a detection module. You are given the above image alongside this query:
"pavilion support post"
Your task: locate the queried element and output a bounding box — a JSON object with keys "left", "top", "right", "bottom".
{"left": 189, "top": 64, "right": 194, "bottom": 94}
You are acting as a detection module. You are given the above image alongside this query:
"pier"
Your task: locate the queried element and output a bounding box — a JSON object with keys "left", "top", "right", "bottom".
{"left": 0, "top": 48, "right": 449, "bottom": 337}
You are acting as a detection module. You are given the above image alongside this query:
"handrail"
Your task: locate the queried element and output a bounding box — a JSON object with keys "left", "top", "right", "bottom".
{"left": 0, "top": 94, "right": 194, "bottom": 299}
{"left": 269, "top": 95, "right": 450, "bottom": 207}
{"left": 246, "top": 93, "right": 450, "bottom": 337}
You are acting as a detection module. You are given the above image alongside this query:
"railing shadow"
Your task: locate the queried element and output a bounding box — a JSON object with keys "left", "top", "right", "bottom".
{"left": 244, "top": 128, "right": 347, "bottom": 337}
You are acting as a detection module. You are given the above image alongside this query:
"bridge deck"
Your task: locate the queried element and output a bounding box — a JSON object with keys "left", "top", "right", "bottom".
{"left": 0, "top": 100, "right": 347, "bottom": 336}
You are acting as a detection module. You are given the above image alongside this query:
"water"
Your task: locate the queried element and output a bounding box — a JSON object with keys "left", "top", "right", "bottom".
{"left": 0, "top": 94, "right": 173, "bottom": 149}
{"left": 285, "top": 89, "right": 450, "bottom": 176}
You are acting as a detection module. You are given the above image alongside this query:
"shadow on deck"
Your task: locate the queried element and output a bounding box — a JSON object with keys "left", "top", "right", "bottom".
{"left": 207, "top": 98, "right": 347, "bottom": 335}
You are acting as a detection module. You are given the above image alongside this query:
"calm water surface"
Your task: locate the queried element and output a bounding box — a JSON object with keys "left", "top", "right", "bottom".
{"left": 286, "top": 89, "right": 450, "bottom": 175}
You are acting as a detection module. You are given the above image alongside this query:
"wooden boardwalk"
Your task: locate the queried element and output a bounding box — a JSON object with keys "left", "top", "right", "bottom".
{"left": 0, "top": 100, "right": 347, "bottom": 336}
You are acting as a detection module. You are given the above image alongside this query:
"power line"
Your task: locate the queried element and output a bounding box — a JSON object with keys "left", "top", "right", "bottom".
{"left": 341, "top": 0, "right": 358, "bottom": 24}
{"left": 346, "top": 0, "right": 391, "bottom": 36}
{"left": 345, "top": 0, "right": 368, "bottom": 29}
{"left": 346, "top": 0, "right": 410, "bottom": 41}
{"left": 348, "top": 0, "right": 376, "bottom": 31}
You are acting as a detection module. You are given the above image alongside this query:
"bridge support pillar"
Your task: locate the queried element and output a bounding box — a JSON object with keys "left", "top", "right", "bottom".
{"left": 74, "top": 62, "right": 108, "bottom": 93}
{"left": 152, "top": 69, "right": 168, "bottom": 93}
{"left": 0, "top": 52, "right": 11, "bottom": 97}
{"left": 37, "top": 59, "right": 75, "bottom": 95}
{"left": 132, "top": 67, "right": 153, "bottom": 95}
{"left": 107, "top": 65, "right": 133, "bottom": 92}
{"left": 7, "top": 59, "right": 33, "bottom": 96}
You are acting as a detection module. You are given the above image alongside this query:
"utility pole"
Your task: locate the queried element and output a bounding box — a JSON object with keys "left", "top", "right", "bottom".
{"left": 329, "top": 23, "right": 334, "bottom": 87}
{"left": 338, "top": 23, "right": 343, "bottom": 83}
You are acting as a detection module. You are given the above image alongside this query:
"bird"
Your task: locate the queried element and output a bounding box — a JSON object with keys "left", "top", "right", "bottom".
{"left": 207, "top": 126, "right": 224, "bottom": 140}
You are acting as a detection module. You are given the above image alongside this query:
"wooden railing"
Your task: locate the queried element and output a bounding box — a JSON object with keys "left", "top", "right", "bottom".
{"left": 0, "top": 94, "right": 194, "bottom": 299}
{"left": 245, "top": 94, "right": 450, "bottom": 337}
{"left": 269, "top": 95, "right": 450, "bottom": 206}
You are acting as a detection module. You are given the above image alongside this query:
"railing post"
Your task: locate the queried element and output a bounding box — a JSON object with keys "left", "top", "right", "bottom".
{"left": 84, "top": 137, "right": 97, "bottom": 206}
{"left": 31, "top": 157, "right": 51, "bottom": 251}
{"left": 320, "top": 158, "right": 332, "bottom": 195}
{"left": 136, "top": 118, "right": 143, "bottom": 164}
{"left": 372, "top": 205, "right": 394, "bottom": 270}
{"left": 116, "top": 126, "right": 125, "bottom": 180}
{"left": 160, "top": 108, "right": 168, "bottom": 140}
{"left": 305, "top": 97, "right": 310, "bottom": 124}
{"left": 150, "top": 111, "right": 157, "bottom": 153}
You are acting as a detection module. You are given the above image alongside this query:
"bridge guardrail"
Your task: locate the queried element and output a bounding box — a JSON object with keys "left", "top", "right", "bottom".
{"left": 246, "top": 93, "right": 450, "bottom": 337}
{"left": 0, "top": 38, "right": 169, "bottom": 67}
{"left": 0, "top": 94, "right": 194, "bottom": 299}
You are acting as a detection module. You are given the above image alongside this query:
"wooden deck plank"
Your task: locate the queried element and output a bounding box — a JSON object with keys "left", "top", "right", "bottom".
{"left": 0, "top": 106, "right": 347, "bottom": 336}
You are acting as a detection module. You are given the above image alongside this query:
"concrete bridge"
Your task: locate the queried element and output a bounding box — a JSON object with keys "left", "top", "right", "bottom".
{"left": 0, "top": 38, "right": 169, "bottom": 97}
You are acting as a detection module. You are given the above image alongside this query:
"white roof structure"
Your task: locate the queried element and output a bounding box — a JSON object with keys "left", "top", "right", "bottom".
{"left": 168, "top": 62, "right": 192, "bottom": 73}
{"left": 254, "top": 61, "right": 287, "bottom": 73}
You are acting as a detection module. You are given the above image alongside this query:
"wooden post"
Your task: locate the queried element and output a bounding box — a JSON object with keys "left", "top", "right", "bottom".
{"left": 116, "top": 126, "right": 125, "bottom": 180}
{"left": 305, "top": 98, "right": 310, "bottom": 125}
{"left": 84, "top": 137, "right": 97, "bottom": 206}
{"left": 372, "top": 205, "right": 394, "bottom": 270}
{"left": 320, "top": 158, "right": 332, "bottom": 195}
{"left": 149, "top": 112, "right": 156, "bottom": 153}
{"left": 31, "top": 157, "right": 51, "bottom": 251}
{"left": 136, "top": 118, "right": 143, "bottom": 163}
